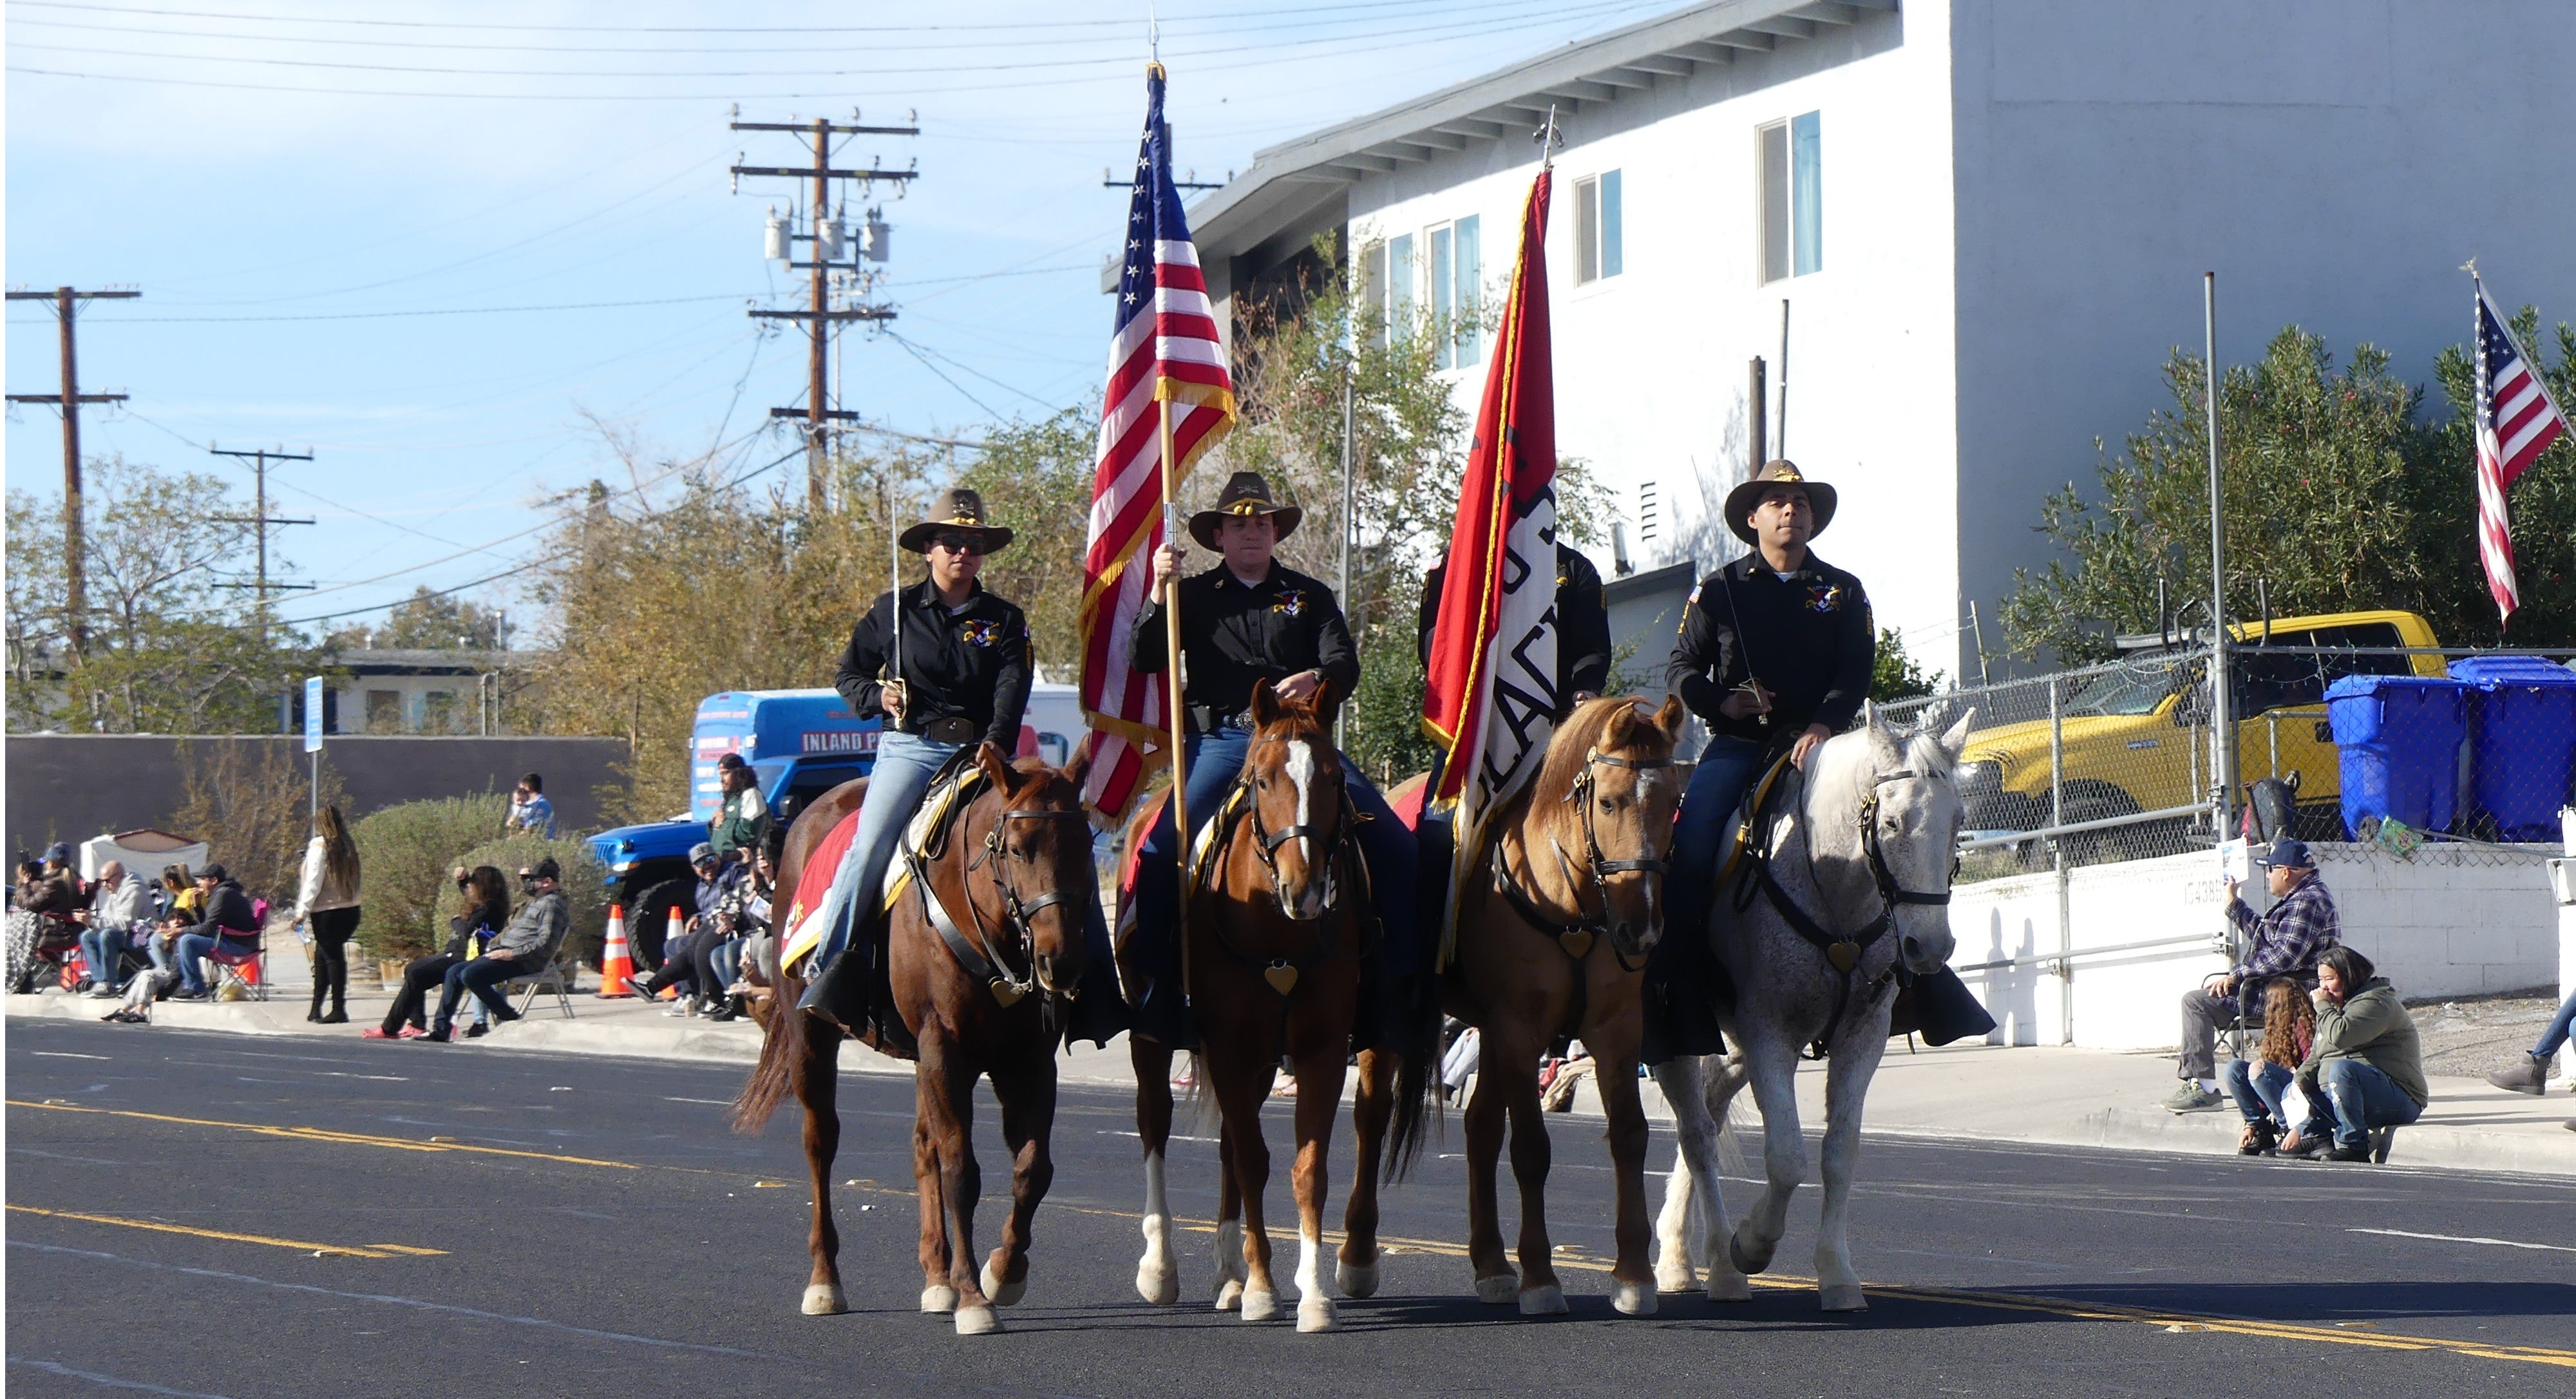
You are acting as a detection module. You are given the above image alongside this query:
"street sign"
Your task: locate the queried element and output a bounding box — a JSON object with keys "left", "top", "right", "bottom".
{"left": 304, "top": 676, "right": 325, "bottom": 753}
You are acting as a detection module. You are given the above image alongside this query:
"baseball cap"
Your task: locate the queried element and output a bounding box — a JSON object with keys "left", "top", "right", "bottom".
{"left": 529, "top": 857, "right": 562, "bottom": 881}
{"left": 2253, "top": 837, "right": 2314, "bottom": 870}
{"left": 43, "top": 842, "right": 71, "bottom": 864}
{"left": 688, "top": 842, "right": 716, "bottom": 865}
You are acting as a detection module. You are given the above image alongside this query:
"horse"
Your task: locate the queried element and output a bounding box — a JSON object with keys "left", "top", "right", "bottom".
{"left": 1396, "top": 694, "right": 1689, "bottom": 1317}
{"left": 733, "top": 743, "right": 1095, "bottom": 1337}
{"left": 1123, "top": 678, "right": 1435, "bottom": 1333}
{"left": 1649, "top": 706, "right": 1976, "bottom": 1311}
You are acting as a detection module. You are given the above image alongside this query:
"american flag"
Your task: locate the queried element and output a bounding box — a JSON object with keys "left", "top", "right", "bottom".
{"left": 2474, "top": 282, "right": 2570, "bottom": 625}
{"left": 1079, "top": 62, "right": 1236, "bottom": 817}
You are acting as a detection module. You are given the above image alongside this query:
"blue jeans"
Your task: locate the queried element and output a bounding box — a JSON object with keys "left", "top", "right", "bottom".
{"left": 433, "top": 955, "right": 521, "bottom": 1031}
{"left": 79, "top": 924, "right": 131, "bottom": 991}
{"left": 173, "top": 932, "right": 258, "bottom": 993}
{"left": 2222, "top": 1058, "right": 2299, "bottom": 1130}
{"left": 2533, "top": 989, "right": 2576, "bottom": 1060}
{"left": 2313, "top": 1058, "right": 2425, "bottom": 1150}
{"left": 1665, "top": 735, "right": 1768, "bottom": 947}
{"left": 813, "top": 730, "right": 963, "bottom": 968}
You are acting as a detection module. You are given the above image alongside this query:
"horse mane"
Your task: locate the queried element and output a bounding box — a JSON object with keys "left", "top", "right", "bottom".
{"left": 1528, "top": 695, "right": 1660, "bottom": 804}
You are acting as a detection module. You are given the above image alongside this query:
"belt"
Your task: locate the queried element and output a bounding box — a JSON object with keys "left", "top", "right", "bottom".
{"left": 1187, "top": 703, "right": 1252, "bottom": 737}
{"left": 909, "top": 716, "right": 980, "bottom": 745}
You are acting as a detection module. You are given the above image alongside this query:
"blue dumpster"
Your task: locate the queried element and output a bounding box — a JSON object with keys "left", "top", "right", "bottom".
{"left": 2325, "top": 675, "right": 2468, "bottom": 837}
{"left": 2447, "top": 656, "right": 2576, "bottom": 841}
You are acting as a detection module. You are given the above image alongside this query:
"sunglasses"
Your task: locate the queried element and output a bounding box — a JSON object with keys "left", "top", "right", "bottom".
{"left": 930, "top": 533, "right": 987, "bottom": 556}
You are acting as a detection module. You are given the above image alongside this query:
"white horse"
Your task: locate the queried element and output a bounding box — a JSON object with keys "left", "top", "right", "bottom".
{"left": 1650, "top": 705, "right": 1975, "bottom": 1311}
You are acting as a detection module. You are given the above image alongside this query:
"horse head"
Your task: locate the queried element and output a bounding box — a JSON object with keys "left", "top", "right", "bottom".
{"left": 1239, "top": 676, "right": 1349, "bottom": 922}
{"left": 973, "top": 741, "right": 1096, "bottom": 998}
{"left": 1849, "top": 704, "right": 1979, "bottom": 976}
{"left": 1549, "top": 694, "right": 1688, "bottom": 962}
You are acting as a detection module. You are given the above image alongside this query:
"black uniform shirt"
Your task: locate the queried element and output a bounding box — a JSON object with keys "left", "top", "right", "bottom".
{"left": 1667, "top": 550, "right": 1875, "bottom": 747}
{"left": 1132, "top": 562, "right": 1358, "bottom": 728}
{"left": 833, "top": 578, "right": 1032, "bottom": 749}
{"left": 1417, "top": 544, "right": 1614, "bottom": 713}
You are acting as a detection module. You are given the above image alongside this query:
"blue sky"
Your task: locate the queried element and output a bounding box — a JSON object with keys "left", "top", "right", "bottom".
{"left": 5, "top": 0, "right": 1684, "bottom": 636}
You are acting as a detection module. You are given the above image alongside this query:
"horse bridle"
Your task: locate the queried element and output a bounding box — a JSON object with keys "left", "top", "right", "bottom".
{"left": 1208, "top": 734, "right": 1368, "bottom": 996}
{"left": 916, "top": 796, "right": 1090, "bottom": 1007}
{"left": 1493, "top": 747, "right": 1676, "bottom": 971}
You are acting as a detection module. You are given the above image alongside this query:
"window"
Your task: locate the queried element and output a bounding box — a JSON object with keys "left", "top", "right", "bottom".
{"left": 1759, "top": 111, "right": 1822, "bottom": 283}
{"left": 1359, "top": 240, "right": 1388, "bottom": 349}
{"left": 1388, "top": 232, "right": 1416, "bottom": 343}
{"left": 1575, "top": 170, "right": 1622, "bottom": 285}
{"left": 422, "top": 690, "right": 457, "bottom": 734}
{"left": 365, "top": 689, "right": 401, "bottom": 732}
{"left": 1426, "top": 216, "right": 1481, "bottom": 370}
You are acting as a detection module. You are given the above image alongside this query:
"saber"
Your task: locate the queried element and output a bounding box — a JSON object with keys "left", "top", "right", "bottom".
{"left": 889, "top": 476, "right": 904, "bottom": 722}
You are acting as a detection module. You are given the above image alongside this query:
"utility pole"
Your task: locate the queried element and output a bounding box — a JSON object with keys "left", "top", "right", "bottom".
{"left": 733, "top": 109, "right": 916, "bottom": 512}
{"left": 208, "top": 446, "right": 318, "bottom": 635}
{"left": 7, "top": 285, "right": 140, "bottom": 659}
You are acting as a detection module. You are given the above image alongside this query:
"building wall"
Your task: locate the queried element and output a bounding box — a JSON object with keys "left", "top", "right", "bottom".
{"left": 1331, "top": 3, "right": 1968, "bottom": 670}
{"left": 1949, "top": 0, "right": 2576, "bottom": 675}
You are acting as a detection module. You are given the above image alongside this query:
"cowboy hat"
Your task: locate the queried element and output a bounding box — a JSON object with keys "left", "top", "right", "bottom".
{"left": 1723, "top": 459, "right": 1839, "bottom": 546}
{"left": 1188, "top": 471, "right": 1303, "bottom": 550}
{"left": 897, "top": 486, "right": 1016, "bottom": 555}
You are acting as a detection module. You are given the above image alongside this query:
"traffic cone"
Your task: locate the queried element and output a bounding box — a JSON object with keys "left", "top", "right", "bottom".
{"left": 596, "top": 904, "right": 636, "bottom": 997}
{"left": 659, "top": 907, "right": 687, "bottom": 998}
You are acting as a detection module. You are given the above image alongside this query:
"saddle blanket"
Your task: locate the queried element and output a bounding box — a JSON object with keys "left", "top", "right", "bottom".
{"left": 779, "top": 763, "right": 989, "bottom": 975}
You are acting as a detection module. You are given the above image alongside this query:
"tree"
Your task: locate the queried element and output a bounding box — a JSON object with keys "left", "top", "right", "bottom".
{"left": 1870, "top": 626, "right": 1942, "bottom": 703}
{"left": 328, "top": 586, "right": 507, "bottom": 651}
{"left": 957, "top": 409, "right": 1097, "bottom": 680}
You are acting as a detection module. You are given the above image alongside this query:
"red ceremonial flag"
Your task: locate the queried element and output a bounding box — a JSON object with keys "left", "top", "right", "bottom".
{"left": 1079, "top": 64, "right": 1236, "bottom": 817}
{"left": 1421, "top": 167, "right": 1558, "bottom": 951}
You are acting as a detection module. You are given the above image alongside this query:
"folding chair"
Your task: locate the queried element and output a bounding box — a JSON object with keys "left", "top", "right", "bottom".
{"left": 504, "top": 955, "right": 578, "bottom": 1020}
{"left": 202, "top": 929, "right": 269, "bottom": 1002}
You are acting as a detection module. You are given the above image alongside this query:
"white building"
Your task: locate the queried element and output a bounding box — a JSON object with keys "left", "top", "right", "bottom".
{"left": 1182, "top": 0, "right": 2576, "bottom": 676}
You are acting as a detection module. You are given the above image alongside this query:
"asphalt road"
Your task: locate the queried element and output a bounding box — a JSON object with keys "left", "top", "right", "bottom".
{"left": 7, "top": 1017, "right": 2573, "bottom": 1398}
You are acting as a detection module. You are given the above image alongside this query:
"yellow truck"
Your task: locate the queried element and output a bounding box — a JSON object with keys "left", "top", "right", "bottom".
{"left": 1953, "top": 609, "right": 2443, "bottom": 851}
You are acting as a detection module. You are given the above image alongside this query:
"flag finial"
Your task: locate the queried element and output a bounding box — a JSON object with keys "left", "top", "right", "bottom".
{"left": 1534, "top": 104, "right": 1564, "bottom": 170}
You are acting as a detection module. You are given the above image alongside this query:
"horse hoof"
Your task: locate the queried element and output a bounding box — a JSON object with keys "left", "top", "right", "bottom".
{"left": 1335, "top": 1257, "right": 1380, "bottom": 1298}
{"left": 981, "top": 1261, "right": 1026, "bottom": 1308}
{"left": 1215, "top": 1277, "right": 1244, "bottom": 1312}
{"left": 1519, "top": 1284, "right": 1569, "bottom": 1317}
{"left": 800, "top": 1284, "right": 847, "bottom": 1316}
{"left": 1241, "top": 1288, "right": 1283, "bottom": 1322}
{"left": 1819, "top": 1284, "right": 1868, "bottom": 1313}
{"left": 1297, "top": 1295, "right": 1338, "bottom": 1333}
{"left": 1707, "top": 1272, "right": 1754, "bottom": 1303}
{"left": 1473, "top": 1273, "right": 1519, "bottom": 1305}
{"left": 1654, "top": 1260, "right": 1698, "bottom": 1295}
{"left": 1613, "top": 1280, "right": 1658, "bottom": 1317}
{"left": 954, "top": 1304, "right": 1003, "bottom": 1336}
{"left": 920, "top": 1284, "right": 958, "bottom": 1314}
{"left": 1727, "top": 1235, "right": 1774, "bottom": 1277}
{"left": 1136, "top": 1257, "right": 1180, "bottom": 1306}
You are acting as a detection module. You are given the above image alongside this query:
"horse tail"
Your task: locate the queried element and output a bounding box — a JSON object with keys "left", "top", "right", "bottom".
{"left": 732, "top": 960, "right": 806, "bottom": 1134}
{"left": 1380, "top": 967, "right": 1445, "bottom": 1185}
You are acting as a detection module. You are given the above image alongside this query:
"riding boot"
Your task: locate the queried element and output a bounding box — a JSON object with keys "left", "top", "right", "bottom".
{"left": 1904, "top": 966, "right": 1997, "bottom": 1047}
{"left": 795, "top": 947, "right": 872, "bottom": 1039}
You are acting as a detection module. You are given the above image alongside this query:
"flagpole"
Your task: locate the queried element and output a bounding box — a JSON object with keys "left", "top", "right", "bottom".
{"left": 1159, "top": 396, "right": 1193, "bottom": 991}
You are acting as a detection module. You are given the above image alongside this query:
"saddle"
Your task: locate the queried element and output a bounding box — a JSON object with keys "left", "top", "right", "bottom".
{"left": 795, "top": 750, "right": 994, "bottom": 1058}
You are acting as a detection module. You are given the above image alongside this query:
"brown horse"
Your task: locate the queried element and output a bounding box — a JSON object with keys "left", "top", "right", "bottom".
{"left": 1124, "top": 679, "right": 1433, "bottom": 1333}
{"left": 734, "top": 743, "right": 1094, "bottom": 1337}
{"left": 1416, "top": 695, "right": 1687, "bottom": 1315}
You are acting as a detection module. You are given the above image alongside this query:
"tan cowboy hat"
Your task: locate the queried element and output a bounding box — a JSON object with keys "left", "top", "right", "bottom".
{"left": 1723, "top": 459, "right": 1838, "bottom": 546}
{"left": 1188, "top": 471, "right": 1303, "bottom": 550}
{"left": 898, "top": 486, "right": 1015, "bottom": 555}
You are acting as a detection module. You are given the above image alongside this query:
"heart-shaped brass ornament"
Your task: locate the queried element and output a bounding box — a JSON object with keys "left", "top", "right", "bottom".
{"left": 1263, "top": 962, "right": 1300, "bottom": 996}
{"left": 990, "top": 980, "right": 1027, "bottom": 1007}
{"left": 1825, "top": 941, "right": 1859, "bottom": 973}
{"left": 1558, "top": 929, "right": 1596, "bottom": 960}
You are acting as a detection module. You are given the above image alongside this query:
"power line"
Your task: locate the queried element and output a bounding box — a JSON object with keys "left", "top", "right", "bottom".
{"left": 14, "top": 0, "right": 1578, "bottom": 37}
{"left": 884, "top": 330, "right": 1057, "bottom": 412}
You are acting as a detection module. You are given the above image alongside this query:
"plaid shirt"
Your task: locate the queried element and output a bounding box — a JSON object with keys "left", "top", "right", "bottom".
{"left": 2228, "top": 873, "right": 2338, "bottom": 980}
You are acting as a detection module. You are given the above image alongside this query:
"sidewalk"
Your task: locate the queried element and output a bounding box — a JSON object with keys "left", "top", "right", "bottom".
{"left": 11, "top": 980, "right": 2571, "bottom": 1177}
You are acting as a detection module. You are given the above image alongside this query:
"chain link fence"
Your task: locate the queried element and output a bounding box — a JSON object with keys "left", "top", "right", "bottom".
{"left": 1879, "top": 647, "right": 2576, "bottom": 883}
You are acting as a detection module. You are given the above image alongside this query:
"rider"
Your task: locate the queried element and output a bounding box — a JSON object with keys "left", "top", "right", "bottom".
{"left": 1126, "top": 470, "right": 1418, "bottom": 1039}
{"left": 1651, "top": 461, "right": 1875, "bottom": 1061}
{"left": 802, "top": 486, "right": 1032, "bottom": 1031}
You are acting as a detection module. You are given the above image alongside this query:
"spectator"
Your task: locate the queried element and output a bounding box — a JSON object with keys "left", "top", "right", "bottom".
{"left": 1440, "top": 1021, "right": 1481, "bottom": 1103}
{"left": 164, "top": 865, "right": 261, "bottom": 1000}
{"left": 424, "top": 859, "right": 570, "bottom": 1042}
{"left": 708, "top": 754, "right": 769, "bottom": 866}
{"left": 74, "top": 861, "right": 152, "bottom": 998}
{"left": 2221, "top": 978, "right": 2318, "bottom": 1154}
{"left": 290, "top": 804, "right": 365, "bottom": 1025}
{"left": 2289, "top": 946, "right": 2427, "bottom": 1163}
{"left": 699, "top": 844, "right": 778, "bottom": 1022}
{"left": 2165, "top": 838, "right": 2338, "bottom": 1113}
{"left": 633, "top": 844, "right": 739, "bottom": 1013}
{"left": 7, "top": 846, "right": 86, "bottom": 994}
{"left": 365, "top": 866, "right": 509, "bottom": 1040}
{"left": 506, "top": 773, "right": 557, "bottom": 839}
{"left": 2485, "top": 987, "right": 2575, "bottom": 1096}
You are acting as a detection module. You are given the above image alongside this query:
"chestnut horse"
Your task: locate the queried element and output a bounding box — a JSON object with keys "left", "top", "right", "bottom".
{"left": 734, "top": 744, "right": 1094, "bottom": 1337}
{"left": 1126, "top": 680, "right": 1434, "bottom": 1333}
{"left": 1387, "top": 695, "right": 1685, "bottom": 1315}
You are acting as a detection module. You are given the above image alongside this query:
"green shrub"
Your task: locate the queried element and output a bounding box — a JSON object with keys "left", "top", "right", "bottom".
{"left": 446, "top": 834, "right": 611, "bottom": 969}
{"left": 350, "top": 795, "right": 509, "bottom": 962}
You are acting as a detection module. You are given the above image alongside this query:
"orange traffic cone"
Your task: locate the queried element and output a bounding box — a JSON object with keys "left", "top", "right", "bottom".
{"left": 596, "top": 904, "right": 637, "bottom": 997}
{"left": 659, "top": 906, "right": 687, "bottom": 999}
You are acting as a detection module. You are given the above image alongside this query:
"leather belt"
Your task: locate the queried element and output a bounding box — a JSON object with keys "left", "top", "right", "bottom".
{"left": 914, "top": 716, "right": 978, "bottom": 745}
{"left": 1187, "top": 703, "right": 1251, "bottom": 736}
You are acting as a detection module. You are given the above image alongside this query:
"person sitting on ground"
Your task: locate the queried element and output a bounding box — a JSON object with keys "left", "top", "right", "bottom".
{"left": 708, "top": 754, "right": 770, "bottom": 868}
{"left": 2166, "top": 837, "right": 2339, "bottom": 1113}
{"left": 2221, "top": 978, "right": 2318, "bottom": 1154}
{"left": 424, "top": 859, "right": 569, "bottom": 1042}
{"left": 632, "top": 844, "right": 739, "bottom": 1013}
{"left": 506, "top": 772, "right": 557, "bottom": 839}
{"left": 74, "top": 861, "right": 152, "bottom": 999}
{"left": 366, "top": 866, "right": 510, "bottom": 1040}
{"left": 2283, "top": 946, "right": 2427, "bottom": 1163}
{"left": 163, "top": 865, "right": 262, "bottom": 1001}
{"left": 2486, "top": 986, "right": 2575, "bottom": 1098}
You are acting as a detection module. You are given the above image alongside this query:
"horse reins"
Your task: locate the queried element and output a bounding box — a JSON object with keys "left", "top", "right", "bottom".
{"left": 913, "top": 794, "right": 1090, "bottom": 1008}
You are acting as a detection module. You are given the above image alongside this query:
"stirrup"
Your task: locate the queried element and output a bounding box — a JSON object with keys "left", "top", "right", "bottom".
{"left": 795, "top": 949, "right": 869, "bottom": 1038}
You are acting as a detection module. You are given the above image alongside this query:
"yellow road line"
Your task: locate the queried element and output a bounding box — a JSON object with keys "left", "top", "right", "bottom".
{"left": 7, "top": 1203, "right": 401, "bottom": 1259}
{"left": 17, "top": 1098, "right": 2574, "bottom": 1369}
